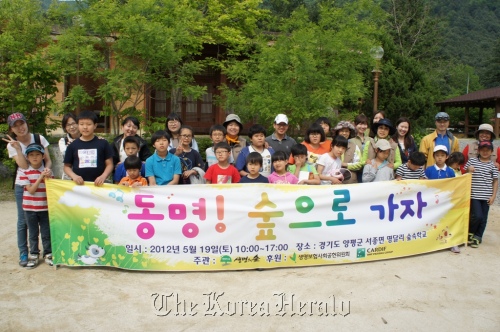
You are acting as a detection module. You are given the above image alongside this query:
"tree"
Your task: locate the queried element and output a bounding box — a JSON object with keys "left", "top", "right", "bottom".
{"left": 222, "top": 0, "right": 384, "bottom": 133}
{"left": 0, "top": 0, "right": 58, "bottom": 134}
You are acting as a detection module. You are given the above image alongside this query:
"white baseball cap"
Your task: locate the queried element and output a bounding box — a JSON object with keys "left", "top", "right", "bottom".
{"left": 274, "top": 114, "right": 288, "bottom": 125}
{"left": 433, "top": 145, "right": 448, "bottom": 154}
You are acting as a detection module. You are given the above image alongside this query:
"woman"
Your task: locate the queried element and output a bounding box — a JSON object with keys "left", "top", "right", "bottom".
{"left": 368, "top": 110, "right": 386, "bottom": 138}
{"left": 461, "top": 123, "right": 500, "bottom": 173}
{"left": 58, "top": 113, "right": 80, "bottom": 179}
{"left": 362, "top": 118, "right": 402, "bottom": 171}
{"left": 352, "top": 113, "right": 369, "bottom": 153}
{"left": 112, "top": 116, "right": 152, "bottom": 166}
{"left": 392, "top": 117, "right": 417, "bottom": 164}
{"left": 223, "top": 113, "right": 247, "bottom": 163}
{"left": 289, "top": 123, "right": 331, "bottom": 167}
{"left": 2, "top": 112, "right": 52, "bottom": 267}
{"left": 332, "top": 121, "right": 363, "bottom": 183}
{"left": 165, "top": 113, "right": 199, "bottom": 152}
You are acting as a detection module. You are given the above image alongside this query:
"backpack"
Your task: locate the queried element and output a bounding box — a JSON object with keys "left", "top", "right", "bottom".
{"left": 12, "top": 134, "right": 41, "bottom": 189}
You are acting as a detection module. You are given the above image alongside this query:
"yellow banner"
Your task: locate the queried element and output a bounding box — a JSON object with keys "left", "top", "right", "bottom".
{"left": 46, "top": 176, "right": 470, "bottom": 271}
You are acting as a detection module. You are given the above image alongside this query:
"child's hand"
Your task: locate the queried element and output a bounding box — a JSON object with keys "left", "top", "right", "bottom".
{"left": 467, "top": 166, "right": 475, "bottom": 173}
{"left": 387, "top": 162, "right": 394, "bottom": 169}
{"left": 331, "top": 177, "right": 342, "bottom": 184}
{"left": 175, "top": 145, "right": 183, "bottom": 156}
{"left": 183, "top": 170, "right": 195, "bottom": 179}
{"left": 130, "top": 182, "right": 143, "bottom": 187}
{"left": 94, "top": 175, "right": 106, "bottom": 186}
{"left": 72, "top": 175, "right": 84, "bottom": 185}
{"left": 298, "top": 180, "right": 307, "bottom": 185}
{"left": 488, "top": 195, "right": 495, "bottom": 205}
{"left": 366, "top": 159, "right": 372, "bottom": 166}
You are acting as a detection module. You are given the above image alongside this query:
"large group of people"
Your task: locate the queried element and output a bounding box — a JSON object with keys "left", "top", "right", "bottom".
{"left": 3, "top": 109, "right": 500, "bottom": 268}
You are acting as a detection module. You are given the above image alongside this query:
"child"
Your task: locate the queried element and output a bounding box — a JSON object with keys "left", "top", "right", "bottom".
{"left": 317, "top": 136, "right": 348, "bottom": 185}
{"left": 206, "top": 125, "right": 234, "bottom": 167}
{"left": 289, "top": 123, "right": 331, "bottom": 167}
{"left": 465, "top": 141, "right": 498, "bottom": 248}
{"left": 333, "top": 121, "right": 363, "bottom": 184}
{"left": 239, "top": 152, "right": 270, "bottom": 183}
{"left": 18, "top": 144, "right": 54, "bottom": 268}
{"left": 362, "top": 139, "right": 395, "bottom": 182}
{"left": 113, "top": 136, "right": 146, "bottom": 184}
{"left": 170, "top": 125, "right": 205, "bottom": 184}
{"left": 3, "top": 112, "right": 52, "bottom": 267}
{"left": 424, "top": 145, "right": 455, "bottom": 180}
{"left": 268, "top": 151, "right": 298, "bottom": 184}
{"left": 447, "top": 152, "right": 465, "bottom": 177}
{"left": 236, "top": 124, "right": 275, "bottom": 177}
{"left": 204, "top": 142, "right": 241, "bottom": 184}
{"left": 288, "top": 144, "right": 320, "bottom": 185}
{"left": 63, "top": 110, "right": 114, "bottom": 186}
{"left": 396, "top": 151, "right": 427, "bottom": 180}
{"left": 119, "top": 155, "right": 148, "bottom": 187}
{"left": 145, "top": 130, "right": 182, "bottom": 186}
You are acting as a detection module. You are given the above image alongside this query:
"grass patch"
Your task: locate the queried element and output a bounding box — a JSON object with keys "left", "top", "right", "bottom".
{"left": 0, "top": 177, "right": 15, "bottom": 201}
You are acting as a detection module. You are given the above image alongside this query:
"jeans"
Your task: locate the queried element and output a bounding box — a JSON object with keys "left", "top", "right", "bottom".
{"left": 25, "top": 210, "right": 51, "bottom": 256}
{"left": 15, "top": 185, "right": 28, "bottom": 256}
{"left": 469, "top": 199, "right": 490, "bottom": 240}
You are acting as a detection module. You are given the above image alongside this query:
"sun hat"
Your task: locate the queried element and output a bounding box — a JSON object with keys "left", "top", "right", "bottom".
{"left": 333, "top": 121, "right": 356, "bottom": 139}
{"left": 435, "top": 112, "right": 450, "bottom": 121}
{"left": 223, "top": 114, "right": 243, "bottom": 131}
{"left": 7, "top": 112, "right": 27, "bottom": 127}
{"left": 274, "top": 114, "right": 289, "bottom": 125}
{"left": 375, "top": 139, "right": 391, "bottom": 151}
{"left": 25, "top": 143, "right": 45, "bottom": 156}
{"left": 371, "top": 118, "right": 396, "bottom": 136}
{"left": 433, "top": 145, "right": 448, "bottom": 154}
{"left": 474, "top": 124, "right": 496, "bottom": 140}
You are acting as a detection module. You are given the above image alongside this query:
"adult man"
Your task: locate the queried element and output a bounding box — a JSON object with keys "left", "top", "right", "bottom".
{"left": 265, "top": 114, "right": 297, "bottom": 158}
{"left": 419, "top": 111, "right": 459, "bottom": 168}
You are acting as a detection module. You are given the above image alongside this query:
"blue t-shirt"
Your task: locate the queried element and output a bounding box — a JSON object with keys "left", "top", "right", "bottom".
{"left": 113, "top": 162, "right": 146, "bottom": 183}
{"left": 239, "top": 174, "right": 270, "bottom": 183}
{"left": 145, "top": 152, "right": 182, "bottom": 185}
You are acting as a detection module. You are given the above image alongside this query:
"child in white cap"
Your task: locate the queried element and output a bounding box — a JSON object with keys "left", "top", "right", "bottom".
{"left": 362, "top": 139, "right": 394, "bottom": 182}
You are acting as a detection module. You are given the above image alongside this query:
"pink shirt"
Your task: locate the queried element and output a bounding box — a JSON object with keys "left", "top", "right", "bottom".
{"left": 268, "top": 172, "right": 298, "bottom": 184}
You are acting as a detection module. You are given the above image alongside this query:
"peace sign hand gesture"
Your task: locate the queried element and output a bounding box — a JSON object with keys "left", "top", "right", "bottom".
{"left": 2, "top": 134, "right": 22, "bottom": 151}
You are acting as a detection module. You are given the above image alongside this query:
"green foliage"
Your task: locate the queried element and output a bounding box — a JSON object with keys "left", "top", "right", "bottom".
{"left": 196, "top": 136, "right": 214, "bottom": 161}
{"left": 223, "top": 0, "right": 384, "bottom": 135}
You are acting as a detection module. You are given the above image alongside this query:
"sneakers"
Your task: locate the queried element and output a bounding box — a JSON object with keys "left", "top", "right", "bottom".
{"left": 45, "top": 254, "right": 53, "bottom": 266}
{"left": 450, "top": 246, "right": 460, "bottom": 253}
{"left": 469, "top": 238, "right": 480, "bottom": 248}
{"left": 26, "top": 254, "right": 39, "bottom": 269}
{"left": 19, "top": 254, "right": 28, "bottom": 267}
{"left": 467, "top": 233, "right": 474, "bottom": 244}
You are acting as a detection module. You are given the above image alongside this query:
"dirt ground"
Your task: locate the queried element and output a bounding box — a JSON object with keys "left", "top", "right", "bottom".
{"left": 1, "top": 200, "right": 499, "bottom": 331}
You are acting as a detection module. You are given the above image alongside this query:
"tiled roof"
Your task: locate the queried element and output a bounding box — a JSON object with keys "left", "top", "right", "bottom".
{"left": 435, "top": 86, "right": 500, "bottom": 107}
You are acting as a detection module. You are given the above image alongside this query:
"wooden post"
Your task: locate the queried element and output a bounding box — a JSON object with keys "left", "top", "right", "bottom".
{"left": 372, "top": 70, "right": 381, "bottom": 115}
{"left": 464, "top": 107, "right": 470, "bottom": 137}
{"left": 495, "top": 100, "right": 500, "bottom": 139}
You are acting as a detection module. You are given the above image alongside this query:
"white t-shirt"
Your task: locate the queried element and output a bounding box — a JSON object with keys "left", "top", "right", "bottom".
{"left": 248, "top": 146, "right": 272, "bottom": 177}
{"left": 317, "top": 153, "right": 342, "bottom": 185}
{"left": 8, "top": 134, "right": 50, "bottom": 183}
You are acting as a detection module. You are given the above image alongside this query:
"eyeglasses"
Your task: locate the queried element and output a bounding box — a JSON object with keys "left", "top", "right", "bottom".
{"left": 435, "top": 117, "right": 449, "bottom": 121}
{"left": 180, "top": 134, "right": 192, "bottom": 139}
{"left": 66, "top": 123, "right": 77, "bottom": 128}
{"left": 216, "top": 151, "right": 229, "bottom": 155}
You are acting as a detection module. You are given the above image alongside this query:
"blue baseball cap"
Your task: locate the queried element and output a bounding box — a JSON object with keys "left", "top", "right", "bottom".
{"left": 25, "top": 143, "right": 45, "bottom": 156}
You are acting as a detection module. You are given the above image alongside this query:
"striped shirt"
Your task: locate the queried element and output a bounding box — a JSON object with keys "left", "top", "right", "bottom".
{"left": 18, "top": 165, "right": 53, "bottom": 211}
{"left": 396, "top": 163, "right": 426, "bottom": 180}
{"left": 465, "top": 158, "right": 498, "bottom": 200}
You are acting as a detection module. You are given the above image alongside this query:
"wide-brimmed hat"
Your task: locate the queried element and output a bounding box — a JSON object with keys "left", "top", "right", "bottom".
{"left": 474, "top": 124, "right": 496, "bottom": 140}
{"left": 372, "top": 118, "right": 395, "bottom": 136}
{"left": 223, "top": 114, "right": 243, "bottom": 131}
{"left": 7, "top": 112, "right": 27, "bottom": 127}
{"left": 333, "top": 121, "right": 356, "bottom": 139}
{"left": 25, "top": 143, "right": 45, "bottom": 156}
